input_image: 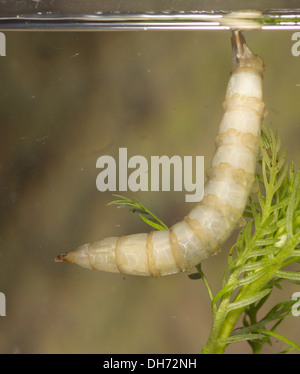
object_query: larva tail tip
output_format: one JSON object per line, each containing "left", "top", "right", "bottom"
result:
{"left": 231, "top": 30, "right": 264, "bottom": 73}
{"left": 231, "top": 30, "right": 249, "bottom": 59}
{"left": 232, "top": 30, "right": 246, "bottom": 45}
{"left": 55, "top": 252, "right": 73, "bottom": 263}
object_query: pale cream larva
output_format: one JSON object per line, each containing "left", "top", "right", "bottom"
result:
{"left": 55, "top": 31, "right": 266, "bottom": 276}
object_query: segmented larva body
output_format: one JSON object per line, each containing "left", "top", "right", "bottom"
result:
{"left": 56, "top": 31, "right": 265, "bottom": 277}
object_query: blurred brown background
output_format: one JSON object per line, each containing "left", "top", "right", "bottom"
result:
{"left": 0, "top": 29, "right": 299, "bottom": 354}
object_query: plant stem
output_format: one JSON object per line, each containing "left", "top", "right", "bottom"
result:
{"left": 202, "top": 232, "right": 297, "bottom": 353}
{"left": 202, "top": 158, "right": 299, "bottom": 353}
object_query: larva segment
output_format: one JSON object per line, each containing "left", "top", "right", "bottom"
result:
{"left": 55, "top": 31, "right": 265, "bottom": 276}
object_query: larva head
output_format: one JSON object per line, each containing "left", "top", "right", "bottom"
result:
{"left": 55, "top": 244, "right": 92, "bottom": 269}
{"left": 231, "top": 31, "right": 265, "bottom": 75}
{"left": 55, "top": 252, "right": 74, "bottom": 263}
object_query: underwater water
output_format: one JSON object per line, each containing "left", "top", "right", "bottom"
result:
{"left": 0, "top": 4, "right": 300, "bottom": 355}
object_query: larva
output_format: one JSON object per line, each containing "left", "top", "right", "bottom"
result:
{"left": 55, "top": 31, "right": 265, "bottom": 276}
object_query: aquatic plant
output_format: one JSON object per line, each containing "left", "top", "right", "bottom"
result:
{"left": 109, "top": 128, "right": 300, "bottom": 354}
